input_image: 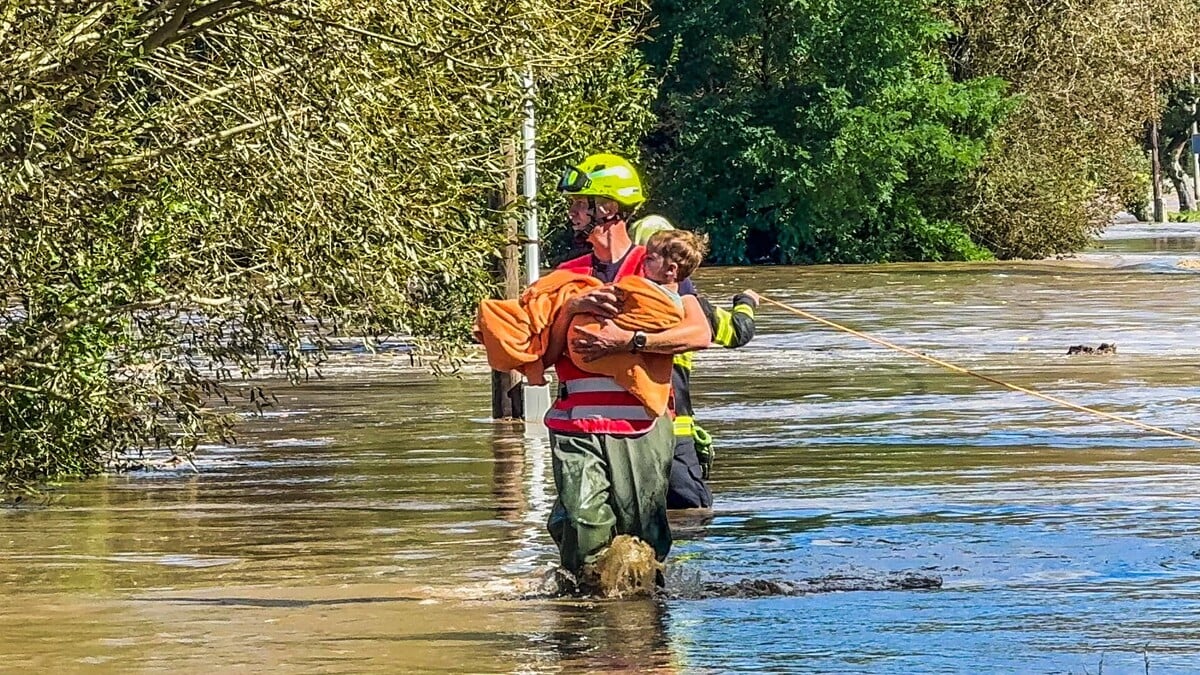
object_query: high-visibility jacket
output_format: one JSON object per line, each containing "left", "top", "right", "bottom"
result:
{"left": 545, "top": 246, "right": 668, "bottom": 436}
{"left": 672, "top": 292, "right": 757, "bottom": 438}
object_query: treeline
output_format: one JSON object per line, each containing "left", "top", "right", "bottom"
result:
{"left": 2, "top": 0, "right": 1199, "bottom": 488}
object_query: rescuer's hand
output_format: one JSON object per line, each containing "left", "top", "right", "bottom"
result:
{"left": 567, "top": 288, "right": 621, "bottom": 319}
{"left": 571, "top": 320, "right": 634, "bottom": 362}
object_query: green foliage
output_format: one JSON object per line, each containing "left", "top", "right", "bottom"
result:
{"left": 1120, "top": 145, "right": 1154, "bottom": 222}
{"left": 946, "top": 0, "right": 1200, "bottom": 257}
{"left": 535, "top": 47, "right": 659, "bottom": 264}
{"left": 1170, "top": 210, "right": 1200, "bottom": 223}
{"left": 1149, "top": 81, "right": 1200, "bottom": 212}
{"left": 642, "top": 0, "right": 1010, "bottom": 263}
{"left": 1, "top": 0, "right": 655, "bottom": 491}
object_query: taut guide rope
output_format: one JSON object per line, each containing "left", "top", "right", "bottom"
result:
{"left": 759, "top": 295, "right": 1200, "bottom": 445}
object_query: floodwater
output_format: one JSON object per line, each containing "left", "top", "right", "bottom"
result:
{"left": 4, "top": 223, "right": 1200, "bottom": 673}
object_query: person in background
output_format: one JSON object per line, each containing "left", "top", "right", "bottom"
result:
{"left": 631, "top": 216, "right": 760, "bottom": 510}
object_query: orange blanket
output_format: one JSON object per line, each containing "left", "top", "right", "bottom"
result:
{"left": 476, "top": 270, "right": 684, "bottom": 415}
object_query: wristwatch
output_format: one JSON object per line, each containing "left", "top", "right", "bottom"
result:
{"left": 629, "top": 330, "right": 647, "bottom": 353}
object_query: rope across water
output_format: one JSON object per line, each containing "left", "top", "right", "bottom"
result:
{"left": 759, "top": 295, "right": 1200, "bottom": 445}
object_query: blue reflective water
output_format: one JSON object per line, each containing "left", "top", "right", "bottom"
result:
{"left": 3, "top": 224, "right": 1200, "bottom": 672}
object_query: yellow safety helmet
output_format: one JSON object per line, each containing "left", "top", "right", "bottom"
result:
{"left": 557, "top": 153, "right": 646, "bottom": 209}
{"left": 630, "top": 215, "right": 676, "bottom": 246}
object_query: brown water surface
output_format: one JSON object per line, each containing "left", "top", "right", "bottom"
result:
{"left": 4, "top": 223, "right": 1200, "bottom": 672}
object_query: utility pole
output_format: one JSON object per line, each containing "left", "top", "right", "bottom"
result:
{"left": 522, "top": 68, "right": 540, "bottom": 285}
{"left": 1150, "top": 118, "right": 1166, "bottom": 223}
{"left": 487, "top": 74, "right": 549, "bottom": 424}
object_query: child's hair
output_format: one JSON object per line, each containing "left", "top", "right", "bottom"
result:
{"left": 646, "top": 229, "right": 709, "bottom": 281}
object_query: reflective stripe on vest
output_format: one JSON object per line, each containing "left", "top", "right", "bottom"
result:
{"left": 672, "top": 351, "right": 694, "bottom": 371}
{"left": 547, "top": 405, "right": 654, "bottom": 422}
{"left": 734, "top": 303, "right": 755, "bottom": 318}
{"left": 563, "top": 377, "right": 627, "bottom": 395}
{"left": 673, "top": 414, "right": 695, "bottom": 437}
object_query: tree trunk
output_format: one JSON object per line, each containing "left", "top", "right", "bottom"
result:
{"left": 491, "top": 140, "right": 524, "bottom": 421}
{"left": 1164, "top": 132, "right": 1198, "bottom": 213}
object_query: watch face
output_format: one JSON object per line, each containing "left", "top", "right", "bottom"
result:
{"left": 633, "top": 332, "right": 647, "bottom": 349}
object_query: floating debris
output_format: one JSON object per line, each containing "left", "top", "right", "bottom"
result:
{"left": 1066, "top": 343, "right": 1116, "bottom": 355}
{"left": 672, "top": 571, "right": 943, "bottom": 600}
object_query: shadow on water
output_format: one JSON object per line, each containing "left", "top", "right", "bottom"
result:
{"left": 3, "top": 222, "right": 1200, "bottom": 671}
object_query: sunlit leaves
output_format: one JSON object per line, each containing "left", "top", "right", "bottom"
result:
{"left": 947, "top": 0, "right": 1200, "bottom": 258}
{"left": 1, "top": 0, "right": 655, "bottom": 490}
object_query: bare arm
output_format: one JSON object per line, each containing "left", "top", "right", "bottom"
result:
{"left": 640, "top": 294, "right": 712, "bottom": 355}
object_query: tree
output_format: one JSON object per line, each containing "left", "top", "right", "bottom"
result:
{"left": 943, "top": 0, "right": 1200, "bottom": 256}
{"left": 641, "top": 0, "right": 1011, "bottom": 264}
{"left": 1, "top": 0, "right": 656, "bottom": 491}
{"left": 1153, "top": 80, "right": 1200, "bottom": 213}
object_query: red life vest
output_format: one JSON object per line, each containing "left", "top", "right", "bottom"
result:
{"left": 545, "top": 245, "right": 664, "bottom": 435}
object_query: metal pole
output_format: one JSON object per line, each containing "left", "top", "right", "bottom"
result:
{"left": 1151, "top": 118, "right": 1165, "bottom": 223}
{"left": 1191, "top": 68, "right": 1199, "bottom": 202}
{"left": 521, "top": 68, "right": 539, "bottom": 284}
{"left": 520, "top": 67, "right": 550, "bottom": 425}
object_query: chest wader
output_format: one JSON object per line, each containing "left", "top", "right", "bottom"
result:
{"left": 546, "top": 414, "right": 675, "bottom": 574}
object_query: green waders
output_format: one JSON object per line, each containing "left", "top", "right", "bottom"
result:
{"left": 547, "top": 414, "right": 675, "bottom": 574}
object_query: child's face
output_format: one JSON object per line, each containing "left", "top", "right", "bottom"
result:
{"left": 643, "top": 248, "right": 678, "bottom": 284}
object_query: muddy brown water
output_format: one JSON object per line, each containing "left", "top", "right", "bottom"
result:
{"left": 4, "top": 223, "right": 1200, "bottom": 672}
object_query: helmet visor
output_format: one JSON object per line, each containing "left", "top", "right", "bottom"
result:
{"left": 557, "top": 165, "right": 591, "bottom": 193}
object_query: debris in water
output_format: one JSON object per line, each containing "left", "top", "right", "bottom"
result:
{"left": 672, "top": 571, "right": 943, "bottom": 599}
{"left": 1066, "top": 343, "right": 1116, "bottom": 355}
{"left": 536, "top": 536, "right": 663, "bottom": 599}
{"left": 524, "top": 557, "right": 943, "bottom": 601}
{"left": 580, "top": 535, "right": 663, "bottom": 599}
